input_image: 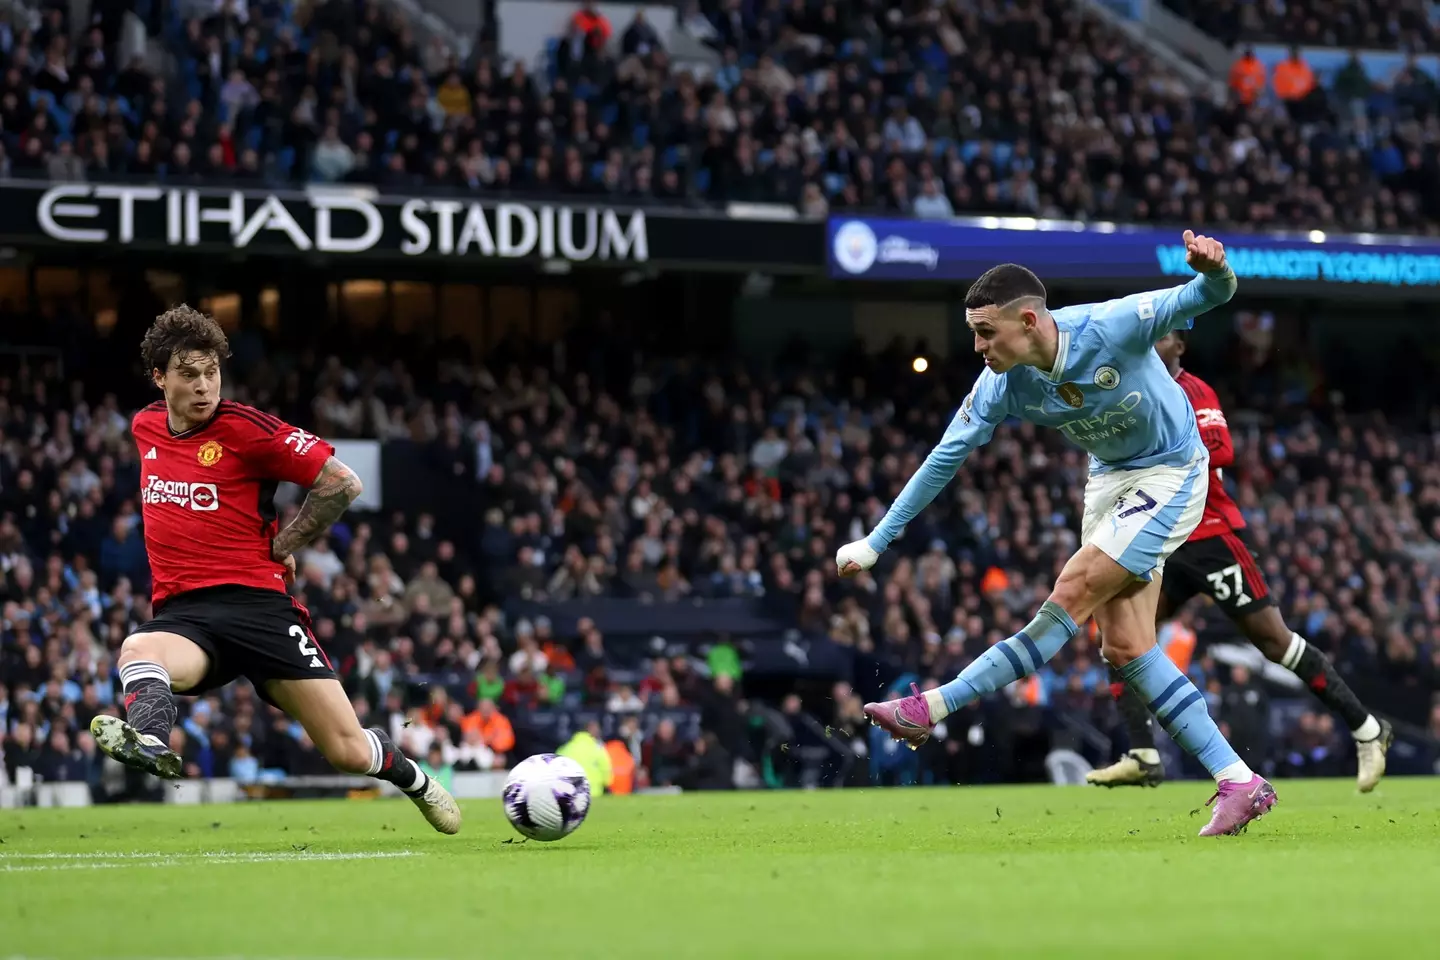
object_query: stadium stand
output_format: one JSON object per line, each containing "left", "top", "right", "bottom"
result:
{"left": 2, "top": 0, "right": 1435, "bottom": 232}
{"left": 1162, "top": 0, "right": 1440, "bottom": 52}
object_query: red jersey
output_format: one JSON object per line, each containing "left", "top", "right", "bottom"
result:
{"left": 1176, "top": 370, "right": 1245, "bottom": 540}
{"left": 132, "top": 399, "right": 336, "bottom": 607}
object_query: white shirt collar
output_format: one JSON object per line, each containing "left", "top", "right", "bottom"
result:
{"left": 1042, "top": 325, "right": 1070, "bottom": 382}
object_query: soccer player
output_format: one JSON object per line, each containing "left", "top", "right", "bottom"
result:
{"left": 1087, "top": 329, "right": 1392, "bottom": 791}
{"left": 90, "top": 306, "right": 461, "bottom": 834}
{"left": 838, "top": 232, "right": 1277, "bottom": 837}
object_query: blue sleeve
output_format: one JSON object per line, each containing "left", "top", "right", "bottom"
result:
{"left": 867, "top": 372, "right": 1010, "bottom": 553}
{"left": 1101, "top": 269, "right": 1237, "bottom": 349}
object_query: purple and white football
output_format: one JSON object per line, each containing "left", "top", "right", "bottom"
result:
{"left": 502, "top": 754, "right": 592, "bottom": 842}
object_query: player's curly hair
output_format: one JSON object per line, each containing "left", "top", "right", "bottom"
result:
{"left": 141, "top": 304, "right": 232, "bottom": 376}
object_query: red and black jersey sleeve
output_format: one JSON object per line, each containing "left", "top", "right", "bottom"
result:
{"left": 216, "top": 401, "right": 336, "bottom": 486}
{"left": 1178, "top": 371, "right": 1233, "bottom": 469}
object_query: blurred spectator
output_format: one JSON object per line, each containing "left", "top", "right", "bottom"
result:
{"left": 571, "top": 1, "right": 613, "bottom": 53}
{"left": 420, "top": 742, "right": 455, "bottom": 793}
{"left": 1229, "top": 47, "right": 1267, "bottom": 105}
{"left": 1272, "top": 46, "right": 1322, "bottom": 122}
{"left": 621, "top": 10, "right": 662, "bottom": 58}
{"left": 559, "top": 719, "right": 613, "bottom": 793}
{"left": 1220, "top": 665, "right": 1272, "bottom": 768}
{"left": 644, "top": 717, "right": 690, "bottom": 787}
{"left": 680, "top": 732, "right": 732, "bottom": 791}
{"left": 1281, "top": 710, "right": 1346, "bottom": 778}
{"left": 605, "top": 728, "right": 637, "bottom": 793}
{"left": 4, "top": 723, "right": 42, "bottom": 783}
{"left": 913, "top": 177, "right": 955, "bottom": 219}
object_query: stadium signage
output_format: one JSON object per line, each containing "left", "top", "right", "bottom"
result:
{"left": 0, "top": 181, "right": 824, "bottom": 273}
{"left": 827, "top": 216, "right": 1440, "bottom": 290}
{"left": 31, "top": 184, "right": 649, "bottom": 263}
{"left": 397, "top": 198, "right": 646, "bottom": 260}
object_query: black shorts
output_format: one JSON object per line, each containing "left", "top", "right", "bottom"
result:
{"left": 1162, "top": 529, "right": 1274, "bottom": 618}
{"left": 137, "top": 585, "right": 336, "bottom": 701}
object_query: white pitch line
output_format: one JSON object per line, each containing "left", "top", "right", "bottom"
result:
{"left": 0, "top": 851, "right": 417, "bottom": 872}
{"left": 0, "top": 850, "right": 416, "bottom": 860}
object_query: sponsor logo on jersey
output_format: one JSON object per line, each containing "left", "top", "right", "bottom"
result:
{"left": 143, "top": 475, "right": 220, "bottom": 511}
{"left": 1094, "top": 365, "right": 1120, "bottom": 390}
{"left": 284, "top": 429, "right": 319, "bottom": 455}
{"left": 1057, "top": 383, "right": 1085, "bottom": 408}
{"left": 144, "top": 447, "right": 157, "bottom": 460}
{"left": 197, "top": 440, "right": 224, "bottom": 467}
{"left": 1057, "top": 391, "right": 1145, "bottom": 444}
{"left": 1195, "top": 407, "right": 1227, "bottom": 428}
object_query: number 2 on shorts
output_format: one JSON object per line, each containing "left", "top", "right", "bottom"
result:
{"left": 291, "top": 624, "right": 318, "bottom": 656}
{"left": 1117, "top": 488, "right": 1157, "bottom": 519}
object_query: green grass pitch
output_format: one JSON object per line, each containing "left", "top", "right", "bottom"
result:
{"left": 2, "top": 778, "right": 1439, "bottom": 959}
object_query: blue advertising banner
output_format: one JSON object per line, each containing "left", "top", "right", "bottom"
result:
{"left": 827, "top": 216, "right": 1440, "bottom": 288}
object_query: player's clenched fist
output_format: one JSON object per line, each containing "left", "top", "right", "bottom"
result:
{"left": 1182, "top": 229, "right": 1227, "bottom": 274}
{"left": 836, "top": 538, "right": 879, "bottom": 577}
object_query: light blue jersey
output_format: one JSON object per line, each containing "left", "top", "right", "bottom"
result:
{"left": 868, "top": 270, "right": 1236, "bottom": 553}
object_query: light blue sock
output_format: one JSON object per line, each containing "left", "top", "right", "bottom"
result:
{"left": 938, "top": 601, "right": 1078, "bottom": 714}
{"left": 1119, "top": 645, "right": 1240, "bottom": 778}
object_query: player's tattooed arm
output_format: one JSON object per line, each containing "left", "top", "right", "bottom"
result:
{"left": 271, "top": 457, "right": 363, "bottom": 560}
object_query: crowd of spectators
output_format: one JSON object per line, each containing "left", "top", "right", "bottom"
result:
{"left": 1163, "top": 0, "right": 1440, "bottom": 53}
{"left": 1, "top": 0, "right": 1437, "bottom": 234}
{"left": 2, "top": 292, "right": 1440, "bottom": 797}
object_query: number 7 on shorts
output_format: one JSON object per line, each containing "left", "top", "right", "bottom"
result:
{"left": 1117, "top": 489, "right": 1157, "bottom": 519}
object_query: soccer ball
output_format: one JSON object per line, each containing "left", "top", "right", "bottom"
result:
{"left": 502, "top": 753, "right": 591, "bottom": 841}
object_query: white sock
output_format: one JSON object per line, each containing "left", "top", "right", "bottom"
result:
{"left": 118, "top": 659, "right": 172, "bottom": 689}
{"left": 362, "top": 730, "right": 426, "bottom": 792}
{"left": 399, "top": 758, "right": 426, "bottom": 793}
{"left": 922, "top": 689, "right": 947, "bottom": 723}
{"left": 1353, "top": 715, "right": 1381, "bottom": 741}
{"left": 1216, "top": 760, "right": 1254, "bottom": 785}
{"left": 363, "top": 728, "right": 385, "bottom": 776}
{"left": 1280, "top": 633, "right": 1306, "bottom": 670}
{"left": 1129, "top": 748, "right": 1161, "bottom": 765}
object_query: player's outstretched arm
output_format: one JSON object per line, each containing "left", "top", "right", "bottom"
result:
{"left": 1119, "top": 231, "right": 1237, "bottom": 345}
{"left": 1176, "top": 229, "right": 1236, "bottom": 310}
{"left": 837, "top": 375, "right": 1009, "bottom": 577}
{"left": 271, "top": 456, "right": 363, "bottom": 561}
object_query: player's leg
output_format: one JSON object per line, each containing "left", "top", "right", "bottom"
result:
{"left": 261, "top": 677, "right": 461, "bottom": 834}
{"left": 1237, "top": 604, "right": 1391, "bottom": 792}
{"left": 1069, "top": 460, "right": 1275, "bottom": 833}
{"left": 937, "top": 544, "right": 1122, "bottom": 704}
{"left": 865, "top": 463, "right": 1195, "bottom": 746}
{"left": 1097, "top": 577, "right": 1276, "bottom": 836}
{"left": 90, "top": 629, "right": 212, "bottom": 779}
{"left": 1088, "top": 586, "right": 1179, "bottom": 787}
{"left": 1205, "top": 530, "right": 1391, "bottom": 791}
{"left": 1048, "top": 455, "right": 1272, "bottom": 831}
{"left": 864, "top": 542, "right": 1124, "bottom": 747}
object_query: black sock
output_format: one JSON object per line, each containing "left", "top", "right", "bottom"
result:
{"left": 119, "top": 661, "right": 177, "bottom": 745}
{"left": 363, "top": 727, "right": 429, "bottom": 795}
{"left": 1108, "top": 665, "right": 1156, "bottom": 752}
{"left": 1289, "top": 639, "right": 1373, "bottom": 734}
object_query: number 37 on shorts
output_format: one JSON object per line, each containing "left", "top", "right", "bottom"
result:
{"left": 1080, "top": 454, "right": 1210, "bottom": 582}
